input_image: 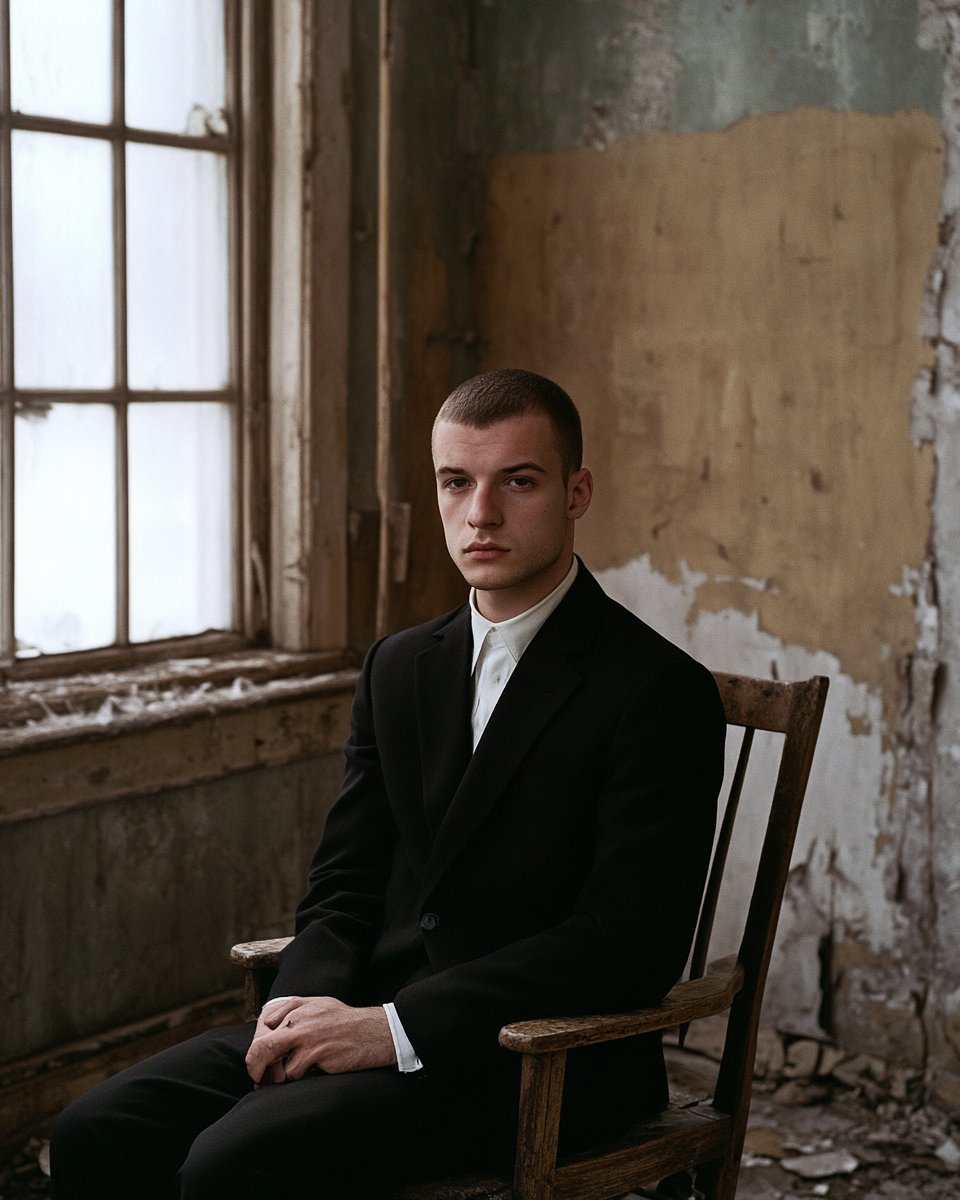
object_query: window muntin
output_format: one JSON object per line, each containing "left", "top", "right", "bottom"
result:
{"left": 0, "top": 0, "right": 237, "bottom": 662}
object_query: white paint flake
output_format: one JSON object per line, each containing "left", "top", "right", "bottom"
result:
{"left": 596, "top": 553, "right": 898, "bottom": 1037}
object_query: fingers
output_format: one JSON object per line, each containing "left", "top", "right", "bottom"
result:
{"left": 282, "top": 1048, "right": 315, "bottom": 1081}
{"left": 258, "top": 997, "right": 300, "bottom": 1031}
{"left": 246, "top": 997, "right": 391, "bottom": 1082}
{"left": 250, "top": 1049, "right": 290, "bottom": 1087}
{"left": 245, "top": 1028, "right": 295, "bottom": 1084}
{"left": 252, "top": 1058, "right": 287, "bottom": 1088}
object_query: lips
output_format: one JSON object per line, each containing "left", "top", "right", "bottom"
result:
{"left": 464, "top": 543, "right": 508, "bottom": 558}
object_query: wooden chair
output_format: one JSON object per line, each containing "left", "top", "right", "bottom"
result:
{"left": 231, "top": 671, "right": 829, "bottom": 1200}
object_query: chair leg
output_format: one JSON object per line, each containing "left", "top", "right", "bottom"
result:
{"left": 692, "top": 1156, "right": 739, "bottom": 1200}
{"left": 513, "top": 1050, "right": 567, "bottom": 1200}
{"left": 241, "top": 966, "right": 278, "bottom": 1021}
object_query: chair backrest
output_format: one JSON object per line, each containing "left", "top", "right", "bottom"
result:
{"left": 694, "top": 673, "right": 829, "bottom": 1117}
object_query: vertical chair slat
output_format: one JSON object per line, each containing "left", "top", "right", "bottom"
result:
{"left": 679, "top": 725, "right": 754, "bottom": 1048}
{"left": 688, "top": 726, "right": 755, "bottom": 984}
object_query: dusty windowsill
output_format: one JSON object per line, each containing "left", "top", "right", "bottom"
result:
{"left": 0, "top": 648, "right": 360, "bottom": 825}
{"left": 0, "top": 647, "right": 358, "bottom": 755}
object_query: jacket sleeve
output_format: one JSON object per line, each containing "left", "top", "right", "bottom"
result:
{"left": 268, "top": 639, "right": 399, "bottom": 1004}
{"left": 391, "top": 657, "right": 725, "bottom": 1075}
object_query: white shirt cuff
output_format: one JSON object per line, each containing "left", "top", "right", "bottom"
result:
{"left": 383, "top": 1002, "right": 423, "bottom": 1072}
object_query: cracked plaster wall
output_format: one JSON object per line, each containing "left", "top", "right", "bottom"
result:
{"left": 906, "top": 0, "right": 960, "bottom": 1111}
{"left": 470, "top": 0, "right": 956, "bottom": 1092}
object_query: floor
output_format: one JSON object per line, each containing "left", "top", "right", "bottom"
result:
{"left": 660, "top": 1041, "right": 960, "bottom": 1200}
{"left": 2, "top": 1040, "right": 959, "bottom": 1198}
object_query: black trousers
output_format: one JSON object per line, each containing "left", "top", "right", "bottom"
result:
{"left": 49, "top": 1023, "right": 519, "bottom": 1200}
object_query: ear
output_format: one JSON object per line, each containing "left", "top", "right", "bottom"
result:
{"left": 568, "top": 467, "right": 593, "bottom": 520}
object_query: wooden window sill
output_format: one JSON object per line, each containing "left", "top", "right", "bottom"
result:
{"left": 0, "top": 648, "right": 359, "bottom": 826}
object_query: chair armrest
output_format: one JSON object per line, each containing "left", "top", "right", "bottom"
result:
{"left": 498, "top": 954, "right": 743, "bottom": 1054}
{"left": 230, "top": 936, "right": 294, "bottom": 969}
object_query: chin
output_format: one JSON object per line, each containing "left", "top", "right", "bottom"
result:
{"left": 457, "top": 560, "right": 519, "bottom": 591}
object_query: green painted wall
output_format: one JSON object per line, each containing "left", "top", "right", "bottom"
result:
{"left": 671, "top": 0, "right": 941, "bottom": 132}
{"left": 475, "top": 0, "right": 941, "bottom": 156}
{"left": 1, "top": 754, "right": 343, "bottom": 1064}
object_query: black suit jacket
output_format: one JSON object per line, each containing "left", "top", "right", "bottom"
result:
{"left": 271, "top": 563, "right": 725, "bottom": 1145}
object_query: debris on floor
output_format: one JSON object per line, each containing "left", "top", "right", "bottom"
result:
{"left": 0, "top": 1135, "right": 51, "bottom": 1198}
{"left": 663, "top": 1019, "right": 960, "bottom": 1198}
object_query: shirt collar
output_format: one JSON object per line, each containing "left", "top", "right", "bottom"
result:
{"left": 470, "top": 557, "right": 579, "bottom": 673}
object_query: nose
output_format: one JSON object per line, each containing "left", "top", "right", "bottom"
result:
{"left": 467, "top": 481, "right": 501, "bottom": 529}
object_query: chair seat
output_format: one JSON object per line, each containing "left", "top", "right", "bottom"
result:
{"left": 391, "top": 1103, "right": 731, "bottom": 1200}
{"left": 393, "top": 1174, "right": 512, "bottom": 1200}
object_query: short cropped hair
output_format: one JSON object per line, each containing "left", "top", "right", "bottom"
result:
{"left": 435, "top": 369, "right": 583, "bottom": 481}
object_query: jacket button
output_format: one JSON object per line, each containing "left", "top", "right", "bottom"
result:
{"left": 420, "top": 912, "right": 439, "bottom": 932}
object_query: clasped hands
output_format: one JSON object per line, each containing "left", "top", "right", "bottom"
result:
{"left": 245, "top": 996, "right": 397, "bottom": 1086}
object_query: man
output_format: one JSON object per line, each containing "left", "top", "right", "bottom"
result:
{"left": 51, "top": 369, "right": 725, "bottom": 1199}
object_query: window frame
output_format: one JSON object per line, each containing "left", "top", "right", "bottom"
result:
{"left": 0, "top": 0, "right": 250, "bottom": 672}
{"left": 0, "top": 0, "right": 350, "bottom": 687}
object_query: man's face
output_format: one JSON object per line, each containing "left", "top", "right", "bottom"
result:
{"left": 432, "top": 413, "right": 592, "bottom": 598}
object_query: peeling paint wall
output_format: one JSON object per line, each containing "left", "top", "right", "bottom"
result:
{"left": 908, "top": 0, "right": 960, "bottom": 1112}
{"left": 471, "top": 0, "right": 954, "bottom": 1088}
{"left": 475, "top": 0, "right": 941, "bottom": 153}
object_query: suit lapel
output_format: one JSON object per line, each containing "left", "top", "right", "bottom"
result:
{"left": 420, "top": 565, "right": 601, "bottom": 903}
{"left": 414, "top": 605, "right": 474, "bottom": 840}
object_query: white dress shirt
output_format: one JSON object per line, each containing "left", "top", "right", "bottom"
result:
{"left": 384, "top": 557, "right": 580, "bottom": 1071}
{"left": 469, "top": 557, "right": 579, "bottom": 749}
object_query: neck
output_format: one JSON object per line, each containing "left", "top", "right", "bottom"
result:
{"left": 474, "top": 551, "right": 574, "bottom": 623}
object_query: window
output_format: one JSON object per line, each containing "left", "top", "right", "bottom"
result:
{"left": 2, "top": 0, "right": 239, "bottom": 664}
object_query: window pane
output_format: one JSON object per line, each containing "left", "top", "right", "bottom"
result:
{"left": 10, "top": 0, "right": 111, "bottom": 124}
{"left": 125, "top": 0, "right": 225, "bottom": 135}
{"left": 12, "top": 132, "right": 114, "bottom": 388}
{"left": 126, "top": 145, "right": 228, "bottom": 390}
{"left": 15, "top": 404, "right": 116, "bottom": 655}
{"left": 128, "top": 402, "right": 232, "bottom": 642}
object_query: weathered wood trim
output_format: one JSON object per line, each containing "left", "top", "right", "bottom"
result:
{"left": 376, "top": 0, "right": 395, "bottom": 639}
{"left": 0, "top": 989, "right": 244, "bottom": 1154}
{"left": 270, "top": 0, "right": 351, "bottom": 650}
{"left": 308, "top": 0, "right": 352, "bottom": 649}
{"left": 4, "top": 630, "right": 249, "bottom": 683}
{"left": 238, "top": 0, "right": 273, "bottom": 641}
{"left": 0, "top": 672, "right": 357, "bottom": 826}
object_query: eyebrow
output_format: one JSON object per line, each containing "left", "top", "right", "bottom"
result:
{"left": 435, "top": 461, "right": 547, "bottom": 476}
